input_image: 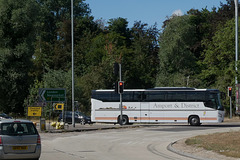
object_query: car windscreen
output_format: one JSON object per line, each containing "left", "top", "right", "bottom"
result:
{"left": 1, "top": 123, "right": 38, "bottom": 136}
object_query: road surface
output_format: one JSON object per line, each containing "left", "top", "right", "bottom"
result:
{"left": 40, "top": 123, "right": 240, "bottom": 160}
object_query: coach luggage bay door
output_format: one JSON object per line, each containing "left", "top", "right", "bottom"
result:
{"left": 140, "top": 102, "right": 150, "bottom": 122}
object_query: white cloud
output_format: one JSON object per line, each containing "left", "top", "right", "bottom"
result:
{"left": 172, "top": 9, "right": 184, "bottom": 16}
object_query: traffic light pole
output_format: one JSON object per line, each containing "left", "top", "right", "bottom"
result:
{"left": 119, "top": 63, "right": 123, "bottom": 125}
{"left": 228, "top": 87, "right": 233, "bottom": 119}
{"left": 230, "top": 96, "right": 232, "bottom": 119}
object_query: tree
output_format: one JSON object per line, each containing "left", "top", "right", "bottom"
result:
{"left": 156, "top": 15, "right": 198, "bottom": 87}
{"left": 198, "top": 18, "right": 237, "bottom": 113}
{"left": 32, "top": 0, "right": 93, "bottom": 78}
{"left": 200, "top": 18, "right": 235, "bottom": 89}
{"left": 108, "top": 17, "right": 131, "bottom": 47}
{"left": 0, "top": 0, "right": 39, "bottom": 114}
{"left": 123, "top": 21, "right": 159, "bottom": 88}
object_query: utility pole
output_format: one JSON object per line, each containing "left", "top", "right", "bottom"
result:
{"left": 235, "top": 0, "right": 239, "bottom": 114}
{"left": 71, "top": 0, "right": 75, "bottom": 127}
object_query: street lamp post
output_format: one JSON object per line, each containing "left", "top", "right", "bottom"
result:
{"left": 235, "top": 0, "right": 238, "bottom": 86}
{"left": 71, "top": 0, "right": 75, "bottom": 127}
{"left": 235, "top": 0, "right": 239, "bottom": 115}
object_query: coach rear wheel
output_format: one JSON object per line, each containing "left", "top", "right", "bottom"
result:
{"left": 118, "top": 115, "right": 129, "bottom": 125}
{"left": 189, "top": 116, "right": 200, "bottom": 126}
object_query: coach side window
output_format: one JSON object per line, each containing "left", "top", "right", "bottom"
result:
{"left": 145, "top": 91, "right": 166, "bottom": 102}
{"left": 186, "top": 92, "right": 206, "bottom": 102}
{"left": 167, "top": 91, "right": 186, "bottom": 102}
{"left": 122, "top": 92, "right": 133, "bottom": 102}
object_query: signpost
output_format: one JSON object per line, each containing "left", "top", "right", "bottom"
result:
{"left": 39, "top": 88, "right": 66, "bottom": 102}
{"left": 37, "top": 88, "right": 66, "bottom": 131}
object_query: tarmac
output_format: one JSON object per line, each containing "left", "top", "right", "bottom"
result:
{"left": 36, "top": 122, "right": 212, "bottom": 160}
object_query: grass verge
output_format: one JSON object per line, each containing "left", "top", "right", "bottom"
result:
{"left": 185, "top": 131, "right": 240, "bottom": 158}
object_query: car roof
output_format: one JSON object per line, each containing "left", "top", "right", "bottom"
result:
{"left": 0, "top": 119, "right": 33, "bottom": 123}
{"left": 65, "top": 111, "right": 84, "bottom": 113}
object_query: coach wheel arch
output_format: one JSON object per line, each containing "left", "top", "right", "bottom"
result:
{"left": 188, "top": 115, "right": 201, "bottom": 126}
{"left": 118, "top": 115, "right": 129, "bottom": 125}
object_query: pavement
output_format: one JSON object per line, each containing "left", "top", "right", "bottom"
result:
{"left": 36, "top": 121, "right": 141, "bottom": 133}
{"left": 167, "top": 141, "right": 212, "bottom": 160}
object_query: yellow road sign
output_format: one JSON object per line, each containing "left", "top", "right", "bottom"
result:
{"left": 54, "top": 103, "right": 64, "bottom": 110}
{"left": 28, "top": 107, "right": 42, "bottom": 117}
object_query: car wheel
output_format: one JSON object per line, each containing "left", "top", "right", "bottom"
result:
{"left": 80, "top": 119, "right": 85, "bottom": 125}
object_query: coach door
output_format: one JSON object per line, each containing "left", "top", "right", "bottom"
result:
{"left": 140, "top": 102, "right": 150, "bottom": 122}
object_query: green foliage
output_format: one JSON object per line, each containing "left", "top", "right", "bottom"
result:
{"left": 0, "top": 0, "right": 38, "bottom": 114}
{"left": 156, "top": 15, "right": 198, "bottom": 87}
{"left": 26, "top": 69, "right": 80, "bottom": 111}
{"left": 32, "top": 0, "right": 93, "bottom": 78}
{"left": 157, "top": 3, "right": 239, "bottom": 111}
{"left": 199, "top": 18, "right": 237, "bottom": 111}
{"left": 124, "top": 21, "right": 159, "bottom": 88}
{"left": 24, "top": 79, "right": 44, "bottom": 107}
{"left": 42, "top": 69, "right": 77, "bottom": 110}
{"left": 0, "top": 0, "right": 39, "bottom": 48}
{"left": 200, "top": 19, "right": 235, "bottom": 88}
{"left": 108, "top": 17, "right": 131, "bottom": 46}
{"left": 0, "top": 0, "right": 239, "bottom": 116}
{"left": 0, "top": 46, "right": 33, "bottom": 114}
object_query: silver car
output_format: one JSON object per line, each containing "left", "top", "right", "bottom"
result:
{"left": 0, "top": 119, "right": 41, "bottom": 160}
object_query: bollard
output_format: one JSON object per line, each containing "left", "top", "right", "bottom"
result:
{"left": 51, "top": 122, "right": 56, "bottom": 127}
{"left": 40, "top": 118, "right": 46, "bottom": 131}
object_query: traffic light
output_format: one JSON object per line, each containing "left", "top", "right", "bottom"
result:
{"left": 228, "top": 87, "right": 232, "bottom": 97}
{"left": 118, "top": 81, "right": 124, "bottom": 94}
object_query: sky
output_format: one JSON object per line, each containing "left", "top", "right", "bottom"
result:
{"left": 85, "top": 0, "right": 226, "bottom": 28}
